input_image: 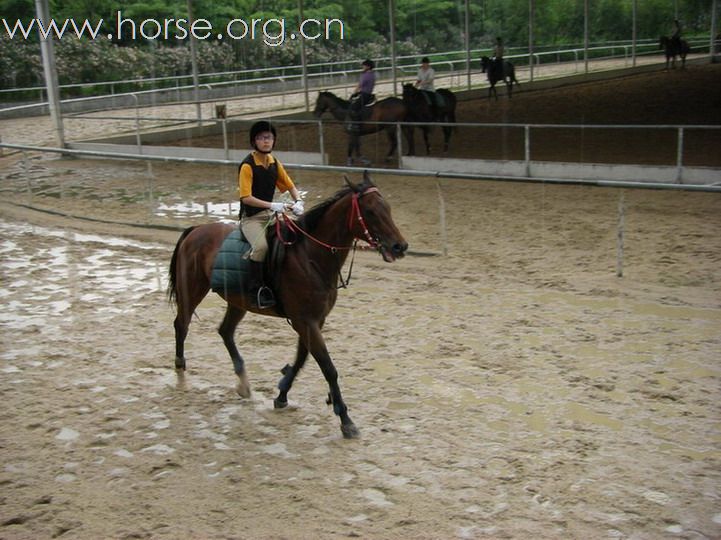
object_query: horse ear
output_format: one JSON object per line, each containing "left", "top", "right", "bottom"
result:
{"left": 344, "top": 175, "right": 360, "bottom": 192}
{"left": 362, "top": 169, "right": 375, "bottom": 188}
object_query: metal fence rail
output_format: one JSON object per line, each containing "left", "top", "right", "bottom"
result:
{"left": 51, "top": 111, "right": 721, "bottom": 182}
{"left": 1, "top": 37, "right": 715, "bottom": 119}
{"left": 2, "top": 141, "right": 720, "bottom": 192}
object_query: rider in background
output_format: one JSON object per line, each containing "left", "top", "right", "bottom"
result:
{"left": 415, "top": 56, "right": 439, "bottom": 109}
{"left": 239, "top": 120, "right": 303, "bottom": 309}
{"left": 351, "top": 59, "right": 376, "bottom": 119}
{"left": 492, "top": 37, "right": 505, "bottom": 80}
{"left": 415, "top": 57, "right": 435, "bottom": 92}
{"left": 671, "top": 19, "right": 682, "bottom": 51}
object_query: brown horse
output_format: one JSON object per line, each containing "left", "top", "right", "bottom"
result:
{"left": 401, "top": 84, "right": 457, "bottom": 154}
{"left": 167, "top": 172, "right": 408, "bottom": 439}
{"left": 313, "top": 91, "right": 412, "bottom": 165}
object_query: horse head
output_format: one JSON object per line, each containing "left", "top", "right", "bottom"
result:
{"left": 314, "top": 91, "right": 343, "bottom": 118}
{"left": 402, "top": 83, "right": 416, "bottom": 99}
{"left": 344, "top": 171, "right": 408, "bottom": 262}
{"left": 480, "top": 56, "right": 490, "bottom": 73}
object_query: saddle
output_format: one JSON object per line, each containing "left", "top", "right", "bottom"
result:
{"left": 349, "top": 93, "right": 376, "bottom": 122}
{"left": 421, "top": 90, "right": 445, "bottom": 109}
{"left": 210, "top": 223, "right": 289, "bottom": 313}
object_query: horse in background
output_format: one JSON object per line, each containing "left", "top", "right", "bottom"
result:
{"left": 401, "top": 84, "right": 457, "bottom": 155}
{"left": 480, "top": 56, "right": 520, "bottom": 100}
{"left": 660, "top": 35, "right": 690, "bottom": 70}
{"left": 313, "top": 91, "right": 409, "bottom": 166}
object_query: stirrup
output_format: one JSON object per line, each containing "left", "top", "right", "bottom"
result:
{"left": 256, "top": 286, "right": 276, "bottom": 309}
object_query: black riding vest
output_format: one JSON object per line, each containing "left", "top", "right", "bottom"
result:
{"left": 239, "top": 153, "right": 279, "bottom": 218}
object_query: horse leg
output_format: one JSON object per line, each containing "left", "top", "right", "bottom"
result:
{"left": 442, "top": 124, "right": 451, "bottom": 153}
{"left": 422, "top": 126, "right": 431, "bottom": 155}
{"left": 384, "top": 127, "right": 397, "bottom": 161}
{"left": 403, "top": 126, "right": 414, "bottom": 157}
{"left": 173, "top": 265, "right": 209, "bottom": 371}
{"left": 273, "top": 336, "right": 310, "bottom": 408}
{"left": 292, "top": 319, "right": 358, "bottom": 439}
{"left": 406, "top": 127, "right": 416, "bottom": 156}
{"left": 218, "top": 303, "right": 250, "bottom": 398}
{"left": 346, "top": 136, "right": 355, "bottom": 165}
{"left": 173, "top": 310, "right": 191, "bottom": 370}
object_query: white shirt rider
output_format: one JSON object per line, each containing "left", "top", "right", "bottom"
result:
{"left": 415, "top": 58, "right": 435, "bottom": 92}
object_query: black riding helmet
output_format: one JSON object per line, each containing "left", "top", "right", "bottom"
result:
{"left": 362, "top": 59, "right": 375, "bottom": 70}
{"left": 249, "top": 120, "right": 277, "bottom": 151}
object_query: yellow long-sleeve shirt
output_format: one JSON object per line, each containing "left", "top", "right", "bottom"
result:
{"left": 238, "top": 151, "right": 295, "bottom": 199}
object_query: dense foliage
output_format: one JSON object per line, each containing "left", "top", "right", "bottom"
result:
{"left": 0, "top": 0, "right": 715, "bottom": 90}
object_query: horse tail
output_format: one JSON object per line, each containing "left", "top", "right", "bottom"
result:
{"left": 167, "top": 226, "right": 198, "bottom": 305}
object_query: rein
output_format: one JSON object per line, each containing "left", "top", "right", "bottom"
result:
{"left": 276, "top": 187, "right": 380, "bottom": 252}
{"left": 274, "top": 187, "right": 381, "bottom": 288}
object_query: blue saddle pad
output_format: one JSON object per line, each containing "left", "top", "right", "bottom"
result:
{"left": 211, "top": 229, "right": 252, "bottom": 294}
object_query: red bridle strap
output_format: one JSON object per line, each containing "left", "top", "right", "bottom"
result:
{"left": 277, "top": 187, "right": 380, "bottom": 252}
{"left": 349, "top": 187, "right": 379, "bottom": 248}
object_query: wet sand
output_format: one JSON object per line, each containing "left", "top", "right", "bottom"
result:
{"left": 0, "top": 154, "right": 720, "bottom": 539}
{"left": 1, "top": 62, "right": 720, "bottom": 539}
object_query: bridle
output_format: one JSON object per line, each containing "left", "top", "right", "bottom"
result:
{"left": 275, "top": 186, "right": 382, "bottom": 288}
{"left": 348, "top": 187, "right": 380, "bottom": 248}
{"left": 277, "top": 187, "right": 380, "bottom": 252}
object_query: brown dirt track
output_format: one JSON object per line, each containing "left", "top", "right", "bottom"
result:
{"left": 169, "top": 63, "right": 721, "bottom": 168}
{"left": 0, "top": 63, "right": 720, "bottom": 540}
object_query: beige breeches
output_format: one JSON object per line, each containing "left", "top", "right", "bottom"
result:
{"left": 240, "top": 210, "right": 272, "bottom": 262}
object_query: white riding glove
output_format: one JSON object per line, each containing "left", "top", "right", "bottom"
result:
{"left": 269, "top": 202, "right": 286, "bottom": 213}
{"left": 291, "top": 200, "right": 305, "bottom": 216}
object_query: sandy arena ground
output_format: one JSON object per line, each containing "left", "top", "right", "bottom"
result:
{"left": 0, "top": 63, "right": 720, "bottom": 540}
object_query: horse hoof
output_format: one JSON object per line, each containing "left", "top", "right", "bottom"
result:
{"left": 273, "top": 398, "right": 288, "bottom": 409}
{"left": 235, "top": 375, "right": 251, "bottom": 399}
{"left": 175, "top": 357, "right": 186, "bottom": 370}
{"left": 341, "top": 423, "right": 360, "bottom": 439}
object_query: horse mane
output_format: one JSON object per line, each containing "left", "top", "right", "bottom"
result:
{"left": 320, "top": 90, "right": 345, "bottom": 104}
{"left": 296, "top": 186, "right": 354, "bottom": 235}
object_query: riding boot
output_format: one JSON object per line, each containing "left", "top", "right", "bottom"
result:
{"left": 249, "top": 261, "right": 275, "bottom": 309}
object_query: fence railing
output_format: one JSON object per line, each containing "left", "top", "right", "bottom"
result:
{"left": 1, "top": 37, "right": 715, "bottom": 117}
{"left": 50, "top": 112, "right": 721, "bottom": 181}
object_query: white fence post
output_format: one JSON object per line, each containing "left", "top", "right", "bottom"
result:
{"left": 616, "top": 191, "right": 625, "bottom": 278}
{"left": 437, "top": 179, "right": 448, "bottom": 257}
{"left": 676, "top": 127, "right": 684, "bottom": 183}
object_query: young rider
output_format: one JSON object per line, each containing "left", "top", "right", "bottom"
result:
{"left": 351, "top": 59, "right": 377, "bottom": 119}
{"left": 238, "top": 120, "right": 303, "bottom": 308}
